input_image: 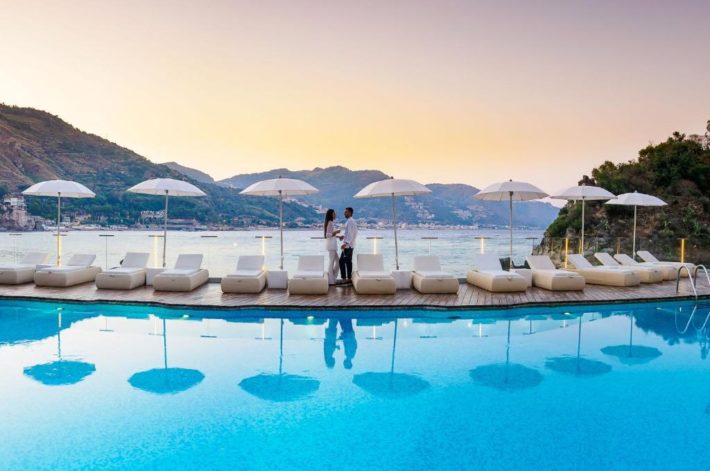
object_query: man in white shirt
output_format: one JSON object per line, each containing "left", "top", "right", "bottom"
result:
{"left": 338, "top": 207, "right": 358, "bottom": 283}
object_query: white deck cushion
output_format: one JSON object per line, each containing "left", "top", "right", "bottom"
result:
{"left": 107, "top": 267, "right": 144, "bottom": 274}
{"left": 526, "top": 256, "right": 557, "bottom": 270}
{"left": 413, "top": 256, "right": 442, "bottom": 272}
{"left": 161, "top": 268, "right": 199, "bottom": 276}
{"left": 66, "top": 253, "right": 96, "bottom": 267}
{"left": 568, "top": 254, "right": 594, "bottom": 269}
{"left": 227, "top": 269, "right": 263, "bottom": 278}
{"left": 37, "top": 266, "right": 84, "bottom": 273}
{"left": 293, "top": 270, "right": 325, "bottom": 279}
{"left": 297, "top": 256, "right": 324, "bottom": 272}
{"left": 614, "top": 254, "right": 639, "bottom": 265}
{"left": 416, "top": 270, "right": 453, "bottom": 278}
{"left": 174, "top": 254, "right": 203, "bottom": 270}
{"left": 121, "top": 252, "right": 150, "bottom": 268}
{"left": 356, "top": 270, "right": 392, "bottom": 279}
{"left": 594, "top": 252, "right": 620, "bottom": 266}
{"left": 236, "top": 255, "right": 265, "bottom": 272}
{"left": 357, "top": 254, "right": 385, "bottom": 272}
{"left": 637, "top": 250, "right": 660, "bottom": 263}
{"left": 471, "top": 254, "right": 505, "bottom": 271}
{"left": 20, "top": 252, "right": 49, "bottom": 265}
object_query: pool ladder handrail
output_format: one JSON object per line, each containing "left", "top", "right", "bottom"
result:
{"left": 675, "top": 304, "right": 710, "bottom": 334}
{"left": 676, "top": 265, "right": 698, "bottom": 298}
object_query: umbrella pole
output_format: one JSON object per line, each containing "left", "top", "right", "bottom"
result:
{"left": 580, "top": 199, "right": 585, "bottom": 254}
{"left": 162, "top": 317, "right": 168, "bottom": 369}
{"left": 509, "top": 192, "right": 513, "bottom": 270}
{"left": 163, "top": 191, "right": 169, "bottom": 268}
{"left": 56, "top": 193, "right": 61, "bottom": 266}
{"left": 392, "top": 194, "right": 400, "bottom": 270}
{"left": 278, "top": 192, "right": 284, "bottom": 270}
{"left": 632, "top": 205, "right": 637, "bottom": 259}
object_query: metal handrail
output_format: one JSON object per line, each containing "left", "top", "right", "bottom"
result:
{"left": 694, "top": 264, "right": 710, "bottom": 288}
{"left": 676, "top": 265, "right": 697, "bottom": 298}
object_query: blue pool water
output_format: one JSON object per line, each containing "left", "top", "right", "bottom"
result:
{"left": 1, "top": 299, "right": 709, "bottom": 470}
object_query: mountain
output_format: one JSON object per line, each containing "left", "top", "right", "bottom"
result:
{"left": 162, "top": 161, "right": 214, "bottom": 184}
{"left": 0, "top": 105, "right": 317, "bottom": 227}
{"left": 544, "top": 130, "right": 710, "bottom": 261}
{"left": 220, "top": 166, "right": 560, "bottom": 227}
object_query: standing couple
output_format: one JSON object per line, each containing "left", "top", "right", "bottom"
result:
{"left": 323, "top": 207, "right": 358, "bottom": 285}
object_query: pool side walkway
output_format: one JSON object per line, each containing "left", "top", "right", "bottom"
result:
{"left": 0, "top": 279, "right": 708, "bottom": 311}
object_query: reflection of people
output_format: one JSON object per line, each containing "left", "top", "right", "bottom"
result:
{"left": 340, "top": 319, "right": 358, "bottom": 369}
{"left": 338, "top": 207, "right": 358, "bottom": 283}
{"left": 323, "top": 209, "right": 340, "bottom": 285}
{"left": 324, "top": 319, "right": 338, "bottom": 368}
{"left": 323, "top": 318, "right": 358, "bottom": 369}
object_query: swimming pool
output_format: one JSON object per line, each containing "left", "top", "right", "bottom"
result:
{"left": 1, "top": 299, "right": 709, "bottom": 470}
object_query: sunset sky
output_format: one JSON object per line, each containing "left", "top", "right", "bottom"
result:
{"left": 1, "top": 0, "right": 708, "bottom": 191}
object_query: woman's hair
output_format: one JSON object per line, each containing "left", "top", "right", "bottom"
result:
{"left": 324, "top": 209, "right": 335, "bottom": 238}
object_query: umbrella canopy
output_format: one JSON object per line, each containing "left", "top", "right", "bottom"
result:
{"left": 474, "top": 180, "right": 548, "bottom": 269}
{"left": 126, "top": 178, "right": 206, "bottom": 267}
{"left": 600, "top": 314, "right": 662, "bottom": 365}
{"left": 469, "top": 320, "right": 544, "bottom": 391}
{"left": 354, "top": 177, "right": 431, "bottom": 270}
{"left": 239, "top": 319, "right": 320, "bottom": 402}
{"left": 606, "top": 191, "right": 666, "bottom": 258}
{"left": 546, "top": 315, "right": 612, "bottom": 377}
{"left": 240, "top": 178, "right": 319, "bottom": 270}
{"left": 22, "top": 180, "right": 96, "bottom": 266}
{"left": 352, "top": 319, "right": 431, "bottom": 398}
{"left": 551, "top": 185, "right": 615, "bottom": 254}
{"left": 23, "top": 312, "right": 96, "bottom": 386}
{"left": 128, "top": 317, "right": 204, "bottom": 395}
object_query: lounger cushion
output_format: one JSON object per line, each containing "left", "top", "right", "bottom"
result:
{"left": 153, "top": 269, "right": 209, "bottom": 291}
{"left": 353, "top": 272, "right": 396, "bottom": 294}
{"left": 121, "top": 252, "right": 150, "bottom": 268}
{"left": 221, "top": 271, "right": 266, "bottom": 294}
{"left": 288, "top": 274, "right": 329, "bottom": 295}
{"left": 174, "top": 254, "right": 203, "bottom": 269}
{"left": 356, "top": 270, "right": 392, "bottom": 279}
{"left": 95, "top": 269, "right": 146, "bottom": 290}
{"left": 415, "top": 270, "right": 452, "bottom": 279}
{"left": 35, "top": 266, "right": 101, "bottom": 287}
{"left": 236, "top": 256, "right": 264, "bottom": 271}
{"left": 161, "top": 268, "right": 199, "bottom": 276}
{"left": 227, "top": 269, "right": 263, "bottom": 278}
{"left": 531, "top": 269, "right": 585, "bottom": 291}
{"left": 357, "top": 254, "right": 386, "bottom": 272}
{"left": 466, "top": 270, "right": 528, "bottom": 292}
{"left": 471, "top": 254, "right": 506, "bottom": 271}
{"left": 66, "top": 253, "right": 96, "bottom": 267}
{"left": 0, "top": 265, "right": 38, "bottom": 284}
{"left": 292, "top": 270, "right": 325, "bottom": 279}
{"left": 412, "top": 273, "right": 459, "bottom": 294}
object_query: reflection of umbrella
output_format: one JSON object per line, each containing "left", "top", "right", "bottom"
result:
{"left": 551, "top": 185, "right": 615, "bottom": 253}
{"left": 354, "top": 178, "right": 431, "bottom": 270}
{"left": 240, "top": 178, "right": 319, "bottom": 270}
{"left": 470, "top": 320, "right": 543, "bottom": 391}
{"left": 606, "top": 191, "right": 666, "bottom": 258}
{"left": 546, "top": 315, "right": 612, "bottom": 376}
{"left": 601, "top": 314, "right": 662, "bottom": 365}
{"left": 127, "top": 178, "right": 206, "bottom": 267}
{"left": 128, "top": 318, "right": 204, "bottom": 394}
{"left": 474, "top": 180, "right": 548, "bottom": 269}
{"left": 24, "top": 312, "right": 95, "bottom": 386}
{"left": 22, "top": 180, "right": 96, "bottom": 266}
{"left": 239, "top": 319, "right": 319, "bottom": 402}
{"left": 353, "top": 319, "right": 430, "bottom": 398}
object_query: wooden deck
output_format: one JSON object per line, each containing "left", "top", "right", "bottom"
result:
{"left": 0, "top": 279, "right": 708, "bottom": 311}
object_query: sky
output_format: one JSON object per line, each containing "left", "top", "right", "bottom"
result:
{"left": 1, "top": 0, "right": 708, "bottom": 193}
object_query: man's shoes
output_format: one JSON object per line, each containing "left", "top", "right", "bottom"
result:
{"left": 335, "top": 279, "right": 352, "bottom": 286}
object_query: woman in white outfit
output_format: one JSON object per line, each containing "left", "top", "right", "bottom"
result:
{"left": 324, "top": 209, "right": 340, "bottom": 285}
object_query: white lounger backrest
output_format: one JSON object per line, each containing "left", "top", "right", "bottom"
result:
{"left": 297, "top": 255, "right": 324, "bottom": 272}
{"left": 21, "top": 252, "right": 49, "bottom": 265}
{"left": 237, "top": 255, "right": 265, "bottom": 272}
{"left": 636, "top": 250, "right": 659, "bottom": 263}
{"left": 471, "top": 254, "right": 503, "bottom": 271}
{"left": 66, "top": 253, "right": 96, "bottom": 267}
{"left": 174, "top": 254, "right": 203, "bottom": 270}
{"left": 526, "top": 255, "right": 556, "bottom": 270}
{"left": 614, "top": 254, "right": 638, "bottom": 266}
{"left": 357, "top": 254, "right": 385, "bottom": 272}
{"left": 122, "top": 252, "right": 150, "bottom": 268}
{"left": 568, "top": 254, "right": 593, "bottom": 269}
{"left": 594, "top": 252, "right": 619, "bottom": 266}
{"left": 413, "top": 255, "right": 442, "bottom": 272}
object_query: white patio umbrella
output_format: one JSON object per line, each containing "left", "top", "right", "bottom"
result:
{"left": 474, "top": 180, "right": 548, "bottom": 270}
{"left": 127, "top": 178, "right": 206, "bottom": 267}
{"left": 551, "top": 185, "right": 615, "bottom": 254}
{"left": 354, "top": 177, "right": 431, "bottom": 270}
{"left": 605, "top": 191, "right": 666, "bottom": 259}
{"left": 240, "top": 177, "right": 319, "bottom": 270}
{"left": 22, "top": 180, "right": 95, "bottom": 266}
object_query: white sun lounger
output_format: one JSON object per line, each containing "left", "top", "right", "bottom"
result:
{"left": 288, "top": 255, "right": 329, "bottom": 295}
{"left": 353, "top": 254, "right": 396, "bottom": 295}
{"left": 95, "top": 252, "right": 150, "bottom": 290}
{"left": 412, "top": 255, "right": 459, "bottom": 294}
{"left": 0, "top": 252, "right": 49, "bottom": 285}
{"left": 466, "top": 254, "right": 527, "bottom": 292}
{"left": 613, "top": 253, "right": 676, "bottom": 281}
{"left": 34, "top": 253, "right": 101, "bottom": 287}
{"left": 594, "top": 252, "right": 664, "bottom": 283}
{"left": 567, "top": 254, "right": 641, "bottom": 287}
{"left": 636, "top": 250, "right": 695, "bottom": 279}
{"left": 153, "top": 254, "right": 209, "bottom": 292}
{"left": 525, "top": 255, "right": 585, "bottom": 291}
{"left": 221, "top": 255, "right": 267, "bottom": 294}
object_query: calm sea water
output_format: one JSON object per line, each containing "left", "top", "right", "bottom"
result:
{"left": 0, "top": 229, "right": 545, "bottom": 277}
{"left": 0, "top": 299, "right": 709, "bottom": 470}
